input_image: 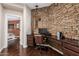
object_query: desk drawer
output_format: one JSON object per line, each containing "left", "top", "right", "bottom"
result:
{"left": 63, "top": 43, "right": 79, "bottom": 53}
{"left": 63, "top": 47, "right": 79, "bottom": 56}
{"left": 27, "top": 35, "right": 33, "bottom": 46}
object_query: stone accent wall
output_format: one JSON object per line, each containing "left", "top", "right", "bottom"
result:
{"left": 32, "top": 3, "right": 79, "bottom": 39}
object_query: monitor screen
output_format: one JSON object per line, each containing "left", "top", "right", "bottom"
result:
{"left": 39, "top": 28, "right": 51, "bottom": 36}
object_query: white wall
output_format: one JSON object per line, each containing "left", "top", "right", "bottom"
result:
{"left": 3, "top": 4, "right": 32, "bottom": 48}
{"left": 4, "top": 9, "right": 23, "bottom": 16}
{"left": 0, "top": 4, "right": 5, "bottom": 52}
{"left": 25, "top": 6, "right": 31, "bottom": 35}
{"left": 4, "top": 8, "right": 23, "bottom": 48}
{"left": 23, "top": 5, "right": 31, "bottom": 48}
{"left": 0, "top": 4, "right": 2, "bottom": 52}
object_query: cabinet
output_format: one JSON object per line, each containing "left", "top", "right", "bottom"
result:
{"left": 49, "top": 36, "right": 62, "bottom": 52}
{"left": 62, "top": 38, "right": 79, "bottom": 56}
{"left": 27, "top": 35, "right": 34, "bottom": 46}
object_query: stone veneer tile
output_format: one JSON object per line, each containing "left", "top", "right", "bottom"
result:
{"left": 32, "top": 3, "right": 79, "bottom": 40}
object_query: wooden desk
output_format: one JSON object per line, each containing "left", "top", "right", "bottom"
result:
{"left": 62, "top": 38, "right": 79, "bottom": 56}
{"left": 27, "top": 35, "right": 34, "bottom": 46}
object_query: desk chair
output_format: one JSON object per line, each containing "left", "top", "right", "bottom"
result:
{"left": 34, "top": 35, "right": 49, "bottom": 55}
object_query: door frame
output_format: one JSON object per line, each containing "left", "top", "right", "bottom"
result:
{"left": 4, "top": 13, "right": 23, "bottom": 48}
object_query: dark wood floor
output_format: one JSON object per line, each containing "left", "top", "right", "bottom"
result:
{"left": 0, "top": 39, "right": 62, "bottom": 56}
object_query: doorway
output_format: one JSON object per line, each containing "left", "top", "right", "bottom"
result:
{"left": 5, "top": 14, "right": 23, "bottom": 48}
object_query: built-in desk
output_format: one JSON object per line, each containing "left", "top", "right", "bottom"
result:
{"left": 27, "top": 34, "right": 43, "bottom": 46}
{"left": 62, "top": 38, "right": 79, "bottom": 56}
{"left": 27, "top": 35, "right": 34, "bottom": 46}
{"left": 27, "top": 34, "right": 79, "bottom": 55}
{"left": 27, "top": 34, "right": 63, "bottom": 55}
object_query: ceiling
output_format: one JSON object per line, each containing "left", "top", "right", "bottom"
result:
{"left": 26, "top": 3, "right": 52, "bottom": 9}
{"left": 2, "top": 3, "right": 23, "bottom": 11}
{"left": 2, "top": 3, "right": 52, "bottom": 10}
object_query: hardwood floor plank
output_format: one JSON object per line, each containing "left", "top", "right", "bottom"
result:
{"left": 0, "top": 39, "right": 62, "bottom": 56}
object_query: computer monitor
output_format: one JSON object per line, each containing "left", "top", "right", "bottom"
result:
{"left": 39, "top": 28, "right": 51, "bottom": 36}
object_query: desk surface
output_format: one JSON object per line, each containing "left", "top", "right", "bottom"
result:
{"left": 51, "top": 35, "right": 57, "bottom": 39}
{"left": 34, "top": 34, "right": 42, "bottom": 36}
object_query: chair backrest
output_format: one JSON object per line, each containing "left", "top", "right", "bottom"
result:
{"left": 34, "top": 35, "right": 43, "bottom": 44}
